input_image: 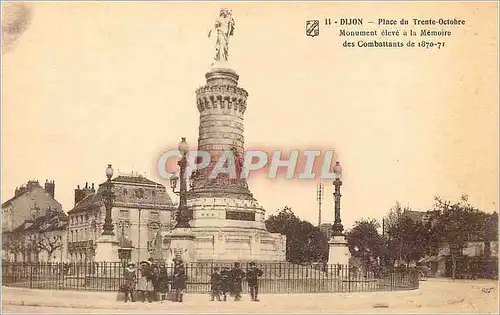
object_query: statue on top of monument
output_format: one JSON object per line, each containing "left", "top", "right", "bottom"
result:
{"left": 208, "top": 8, "right": 235, "bottom": 63}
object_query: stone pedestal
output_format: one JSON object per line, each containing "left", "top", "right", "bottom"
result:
{"left": 169, "top": 228, "right": 196, "bottom": 263}
{"left": 327, "top": 235, "right": 350, "bottom": 265}
{"left": 94, "top": 235, "right": 119, "bottom": 262}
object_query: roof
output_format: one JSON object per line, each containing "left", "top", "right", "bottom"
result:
{"left": 2, "top": 180, "right": 60, "bottom": 208}
{"left": 11, "top": 210, "right": 68, "bottom": 234}
{"left": 69, "top": 192, "right": 103, "bottom": 213}
{"left": 68, "top": 174, "right": 172, "bottom": 214}
{"left": 112, "top": 175, "right": 164, "bottom": 187}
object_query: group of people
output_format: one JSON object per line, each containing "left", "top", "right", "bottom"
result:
{"left": 121, "top": 259, "right": 264, "bottom": 303}
{"left": 210, "top": 262, "right": 263, "bottom": 302}
{"left": 122, "top": 257, "right": 187, "bottom": 303}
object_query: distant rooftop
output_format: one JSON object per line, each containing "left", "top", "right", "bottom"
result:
{"left": 111, "top": 174, "right": 164, "bottom": 187}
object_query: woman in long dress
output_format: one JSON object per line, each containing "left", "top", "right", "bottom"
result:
{"left": 136, "top": 260, "right": 154, "bottom": 303}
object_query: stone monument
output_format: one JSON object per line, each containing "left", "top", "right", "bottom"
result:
{"left": 185, "top": 8, "right": 286, "bottom": 262}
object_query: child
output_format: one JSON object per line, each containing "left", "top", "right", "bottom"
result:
{"left": 123, "top": 262, "right": 137, "bottom": 302}
{"left": 172, "top": 259, "right": 187, "bottom": 302}
{"left": 210, "top": 267, "right": 222, "bottom": 301}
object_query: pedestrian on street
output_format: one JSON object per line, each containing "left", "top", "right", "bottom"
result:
{"left": 246, "top": 262, "right": 263, "bottom": 301}
{"left": 230, "top": 262, "right": 245, "bottom": 301}
{"left": 137, "top": 260, "right": 155, "bottom": 303}
{"left": 157, "top": 261, "right": 170, "bottom": 301}
{"left": 149, "top": 259, "right": 161, "bottom": 301}
{"left": 210, "top": 267, "right": 222, "bottom": 301}
{"left": 220, "top": 266, "right": 231, "bottom": 301}
{"left": 172, "top": 258, "right": 187, "bottom": 302}
{"left": 122, "top": 262, "right": 137, "bottom": 302}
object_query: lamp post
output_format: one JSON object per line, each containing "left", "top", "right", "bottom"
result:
{"left": 331, "top": 161, "right": 344, "bottom": 236}
{"left": 169, "top": 137, "right": 191, "bottom": 229}
{"left": 101, "top": 164, "right": 115, "bottom": 236}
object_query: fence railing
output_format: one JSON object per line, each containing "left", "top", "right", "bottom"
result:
{"left": 1, "top": 262, "right": 419, "bottom": 293}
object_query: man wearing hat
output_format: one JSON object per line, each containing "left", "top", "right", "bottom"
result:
{"left": 230, "top": 262, "right": 245, "bottom": 301}
{"left": 246, "top": 262, "right": 263, "bottom": 301}
{"left": 123, "top": 262, "right": 137, "bottom": 302}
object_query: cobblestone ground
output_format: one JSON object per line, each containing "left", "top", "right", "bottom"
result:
{"left": 2, "top": 279, "right": 498, "bottom": 314}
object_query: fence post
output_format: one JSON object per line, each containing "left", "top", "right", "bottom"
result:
{"left": 29, "top": 264, "right": 33, "bottom": 289}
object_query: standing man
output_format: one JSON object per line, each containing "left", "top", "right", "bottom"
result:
{"left": 172, "top": 258, "right": 187, "bottom": 302}
{"left": 246, "top": 262, "right": 263, "bottom": 301}
{"left": 230, "top": 262, "right": 245, "bottom": 301}
{"left": 210, "top": 267, "right": 222, "bottom": 301}
{"left": 220, "top": 266, "right": 231, "bottom": 301}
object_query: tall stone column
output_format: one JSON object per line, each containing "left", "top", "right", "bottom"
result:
{"left": 192, "top": 67, "right": 250, "bottom": 192}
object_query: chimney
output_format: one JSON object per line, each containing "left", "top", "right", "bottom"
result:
{"left": 75, "top": 182, "right": 96, "bottom": 206}
{"left": 15, "top": 187, "right": 24, "bottom": 197}
{"left": 74, "top": 186, "right": 85, "bottom": 206}
{"left": 44, "top": 180, "right": 55, "bottom": 199}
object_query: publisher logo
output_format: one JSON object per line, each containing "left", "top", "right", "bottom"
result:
{"left": 306, "top": 20, "right": 320, "bottom": 37}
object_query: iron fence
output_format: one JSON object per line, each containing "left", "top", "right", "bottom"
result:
{"left": 1, "top": 261, "right": 419, "bottom": 293}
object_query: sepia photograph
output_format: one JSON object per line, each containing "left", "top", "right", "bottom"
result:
{"left": 1, "top": 1, "right": 499, "bottom": 313}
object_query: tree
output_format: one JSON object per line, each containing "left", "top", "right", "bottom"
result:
{"left": 2, "top": 232, "right": 28, "bottom": 262}
{"left": 432, "top": 195, "right": 483, "bottom": 279}
{"left": 345, "top": 218, "right": 385, "bottom": 269}
{"left": 29, "top": 233, "right": 63, "bottom": 261}
{"left": 265, "top": 206, "right": 328, "bottom": 264}
{"left": 383, "top": 202, "right": 433, "bottom": 267}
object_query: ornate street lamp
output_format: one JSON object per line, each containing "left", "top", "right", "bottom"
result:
{"left": 169, "top": 137, "right": 191, "bottom": 228}
{"left": 101, "top": 164, "right": 115, "bottom": 236}
{"left": 331, "top": 161, "right": 344, "bottom": 236}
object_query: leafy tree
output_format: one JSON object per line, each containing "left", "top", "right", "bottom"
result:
{"left": 345, "top": 218, "right": 385, "bottom": 269}
{"left": 266, "top": 206, "right": 328, "bottom": 264}
{"left": 383, "top": 203, "right": 433, "bottom": 267}
{"left": 432, "top": 195, "right": 483, "bottom": 279}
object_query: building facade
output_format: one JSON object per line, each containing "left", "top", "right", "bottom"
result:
{"left": 2, "top": 180, "right": 61, "bottom": 233}
{"left": 2, "top": 180, "right": 67, "bottom": 262}
{"left": 66, "top": 174, "right": 176, "bottom": 262}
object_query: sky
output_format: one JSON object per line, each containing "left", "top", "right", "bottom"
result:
{"left": 2, "top": 2, "right": 498, "bottom": 230}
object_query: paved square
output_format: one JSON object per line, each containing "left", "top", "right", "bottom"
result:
{"left": 2, "top": 279, "right": 498, "bottom": 313}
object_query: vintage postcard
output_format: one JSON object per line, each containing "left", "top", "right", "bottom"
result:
{"left": 1, "top": 1, "right": 498, "bottom": 314}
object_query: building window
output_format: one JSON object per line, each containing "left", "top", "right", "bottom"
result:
{"left": 150, "top": 211, "right": 160, "bottom": 221}
{"left": 119, "top": 209, "right": 130, "bottom": 219}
